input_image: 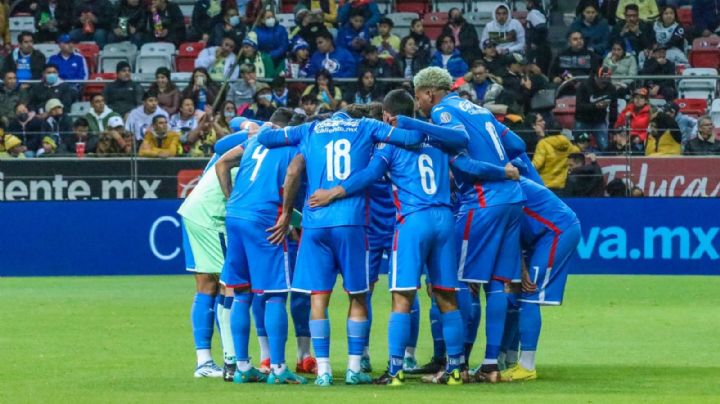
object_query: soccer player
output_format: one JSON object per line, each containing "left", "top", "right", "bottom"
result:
{"left": 307, "top": 90, "right": 470, "bottom": 385}
{"left": 215, "top": 108, "right": 309, "bottom": 385}
{"left": 178, "top": 123, "right": 251, "bottom": 379}
{"left": 256, "top": 107, "right": 427, "bottom": 387}
{"left": 412, "top": 66, "right": 526, "bottom": 383}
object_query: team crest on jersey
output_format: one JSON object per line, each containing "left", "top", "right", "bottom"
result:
{"left": 376, "top": 142, "right": 387, "bottom": 149}
{"left": 440, "top": 112, "right": 452, "bottom": 123}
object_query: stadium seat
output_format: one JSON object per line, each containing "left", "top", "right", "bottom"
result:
{"left": 396, "top": 1, "right": 430, "bottom": 14}
{"left": 179, "top": 4, "right": 194, "bottom": 18}
{"left": 34, "top": 44, "right": 60, "bottom": 60}
{"left": 552, "top": 96, "right": 576, "bottom": 129}
{"left": 387, "top": 12, "right": 420, "bottom": 28}
{"left": 277, "top": 13, "right": 295, "bottom": 30}
{"left": 678, "top": 5, "right": 693, "bottom": 28}
{"left": 710, "top": 99, "right": 720, "bottom": 127}
{"left": 99, "top": 42, "right": 137, "bottom": 73}
{"left": 422, "top": 12, "right": 448, "bottom": 40}
{"left": 434, "top": 0, "right": 468, "bottom": 12}
{"left": 136, "top": 42, "right": 176, "bottom": 74}
{"left": 512, "top": 10, "right": 528, "bottom": 26}
{"left": 9, "top": 16, "right": 35, "bottom": 45}
{"left": 375, "top": 0, "right": 393, "bottom": 14}
{"left": 69, "top": 101, "right": 92, "bottom": 118}
{"left": 83, "top": 73, "right": 116, "bottom": 100}
{"left": 76, "top": 42, "right": 100, "bottom": 74}
{"left": 470, "top": 1, "right": 505, "bottom": 16}
{"left": 689, "top": 37, "right": 720, "bottom": 69}
{"left": 171, "top": 72, "right": 193, "bottom": 84}
{"left": 649, "top": 97, "right": 667, "bottom": 109}
{"left": 280, "top": 0, "right": 298, "bottom": 13}
{"left": 464, "top": 11, "right": 492, "bottom": 38}
{"left": 678, "top": 68, "right": 718, "bottom": 100}
{"left": 176, "top": 42, "right": 205, "bottom": 73}
{"left": 675, "top": 98, "right": 708, "bottom": 117}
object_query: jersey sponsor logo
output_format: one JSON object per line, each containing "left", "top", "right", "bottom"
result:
{"left": 458, "top": 99, "right": 485, "bottom": 115}
{"left": 440, "top": 111, "right": 452, "bottom": 123}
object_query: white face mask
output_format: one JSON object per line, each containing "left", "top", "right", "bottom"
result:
{"left": 265, "top": 18, "right": 276, "bottom": 27}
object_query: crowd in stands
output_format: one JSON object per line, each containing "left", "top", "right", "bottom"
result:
{"left": 0, "top": 0, "right": 719, "bottom": 190}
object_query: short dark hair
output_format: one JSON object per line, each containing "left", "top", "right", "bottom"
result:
{"left": 624, "top": 4, "right": 639, "bottom": 13}
{"left": 567, "top": 29, "right": 583, "bottom": 39}
{"left": 411, "top": 18, "right": 421, "bottom": 26}
{"left": 269, "top": 107, "right": 294, "bottom": 128}
{"left": 349, "top": 8, "right": 365, "bottom": 19}
{"left": 378, "top": 17, "right": 393, "bottom": 27}
{"left": 301, "top": 94, "right": 316, "bottom": 104}
{"left": 436, "top": 33, "right": 454, "bottom": 50}
{"left": 44, "top": 63, "right": 59, "bottom": 72}
{"left": 143, "top": 90, "right": 159, "bottom": 101}
{"left": 90, "top": 93, "right": 104, "bottom": 102}
{"left": 17, "top": 31, "right": 33, "bottom": 44}
{"left": 152, "top": 114, "right": 167, "bottom": 124}
{"left": 288, "top": 113, "right": 307, "bottom": 127}
{"left": 569, "top": 153, "right": 585, "bottom": 164}
{"left": 3, "top": 69, "right": 16, "bottom": 78}
{"left": 383, "top": 89, "right": 415, "bottom": 118}
{"left": 73, "top": 117, "right": 89, "bottom": 128}
{"left": 316, "top": 31, "right": 334, "bottom": 42}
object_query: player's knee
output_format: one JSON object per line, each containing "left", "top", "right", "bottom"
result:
{"left": 433, "top": 288, "right": 458, "bottom": 313}
{"left": 391, "top": 291, "right": 415, "bottom": 313}
{"left": 195, "top": 274, "right": 219, "bottom": 294}
{"left": 348, "top": 293, "right": 368, "bottom": 319}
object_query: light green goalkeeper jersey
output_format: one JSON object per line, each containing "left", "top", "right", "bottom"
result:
{"left": 177, "top": 168, "right": 238, "bottom": 231}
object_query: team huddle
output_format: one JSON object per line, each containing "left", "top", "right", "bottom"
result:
{"left": 177, "top": 66, "right": 581, "bottom": 386}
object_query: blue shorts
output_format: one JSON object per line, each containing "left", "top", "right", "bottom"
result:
{"left": 368, "top": 247, "right": 390, "bottom": 284}
{"left": 457, "top": 204, "right": 523, "bottom": 283}
{"left": 181, "top": 221, "right": 195, "bottom": 271}
{"left": 292, "top": 226, "right": 369, "bottom": 295}
{"left": 389, "top": 208, "right": 459, "bottom": 292}
{"left": 220, "top": 217, "right": 291, "bottom": 293}
{"left": 520, "top": 222, "right": 581, "bottom": 306}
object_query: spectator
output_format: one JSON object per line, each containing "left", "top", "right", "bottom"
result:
{"left": 574, "top": 132, "right": 600, "bottom": 154}
{"left": 294, "top": 0, "right": 337, "bottom": 27}
{"left": 606, "top": 178, "right": 630, "bottom": 196}
{"left": 341, "top": 69, "right": 383, "bottom": 107}
{"left": 458, "top": 61, "right": 503, "bottom": 106}
{"left": 398, "top": 35, "right": 430, "bottom": 80}
{"left": 0, "top": 134, "right": 26, "bottom": 159}
{"left": 609, "top": 4, "right": 655, "bottom": 59}
{"left": 570, "top": 2, "right": 610, "bottom": 56}
{"left": 358, "top": 44, "right": 400, "bottom": 78}
{"left": 308, "top": 31, "right": 357, "bottom": 78}
{"left": 295, "top": 93, "right": 319, "bottom": 116}
{"left": 640, "top": 44, "right": 676, "bottom": 100}
{"left": 607, "top": 128, "right": 641, "bottom": 154}
{"left": 270, "top": 76, "right": 292, "bottom": 108}
{"left": 1, "top": 31, "right": 46, "bottom": 83}
{"left": 34, "top": 0, "right": 74, "bottom": 43}
{"left": 576, "top": 0, "right": 620, "bottom": 26}
{"left": 148, "top": 67, "right": 180, "bottom": 115}
{"left": 525, "top": 0, "right": 552, "bottom": 75}
{"left": 27, "top": 63, "right": 78, "bottom": 114}
{"left": 227, "top": 64, "right": 257, "bottom": 107}
{"left": 441, "top": 8, "right": 480, "bottom": 63}
{"left": 222, "top": 101, "right": 237, "bottom": 123}
{"left": 252, "top": 5, "right": 289, "bottom": 69}
{"left": 195, "top": 35, "right": 239, "bottom": 83}
{"left": 616, "top": 0, "right": 659, "bottom": 21}
{"left": 615, "top": 88, "right": 652, "bottom": 148}
{"left": 96, "top": 116, "right": 134, "bottom": 155}
{"left": 549, "top": 30, "right": 601, "bottom": 85}
{"left": 40, "top": 98, "right": 73, "bottom": 151}
{"left": 481, "top": 4, "right": 526, "bottom": 55}
{"left": 480, "top": 39, "right": 505, "bottom": 76}
{"left": 603, "top": 40, "right": 638, "bottom": 90}
{"left": 35, "top": 136, "right": 58, "bottom": 158}
{"left": 290, "top": 9, "right": 332, "bottom": 54}
{"left": 0, "top": 71, "right": 28, "bottom": 127}
{"left": 408, "top": 18, "right": 432, "bottom": 57}
{"left": 372, "top": 17, "right": 401, "bottom": 60}
{"left": 170, "top": 97, "right": 201, "bottom": 142}
{"left": 138, "top": 114, "right": 180, "bottom": 157}
{"left": 85, "top": 94, "right": 121, "bottom": 135}
{"left": 103, "top": 61, "right": 144, "bottom": 118}
{"left": 145, "top": 0, "right": 186, "bottom": 46}
{"left": 430, "top": 34, "right": 469, "bottom": 79}
{"left": 48, "top": 35, "right": 89, "bottom": 87}
{"left": 108, "top": 0, "right": 148, "bottom": 46}
{"left": 645, "top": 111, "right": 682, "bottom": 155}
{"left": 684, "top": 115, "right": 720, "bottom": 154}
{"left": 574, "top": 66, "right": 618, "bottom": 150}
{"left": 284, "top": 39, "right": 312, "bottom": 79}
{"left": 237, "top": 35, "right": 275, "bottom": 79}
{"left": 532, "top": 123, "right": 581, "bottom": 192}
{"left": 125, "top": 90, "right": 170, "bottom": 140}
{"left": 302, "top": 69, "right": 341, "bottom": 112}
{"left": 693, "top": 0, "right": 720, "bottom": 37}
{"left": 336, "top": 8, "right": 370, "bottom": 61}
{"left": 189, "top": 0, "right": 224, "bottom": 43}
{"left": 209, "top": 6, "right": 246, "bottom": 47}
{"left": 181, "top": 68, "right": 220, "bottom": 111}
{"left": 7, "top": 103, "right": 43, "bottom": 151}
{"left": 663, "top": 102, "right": 697, "bottom": 147}
{"left": 0, "top": 0, "right": 9, "bottom": 51}
{"left": 653, "top": 5, "right": 688, "bottom": 65}
{"left": 184, "top": 112, "right": 218, "bottom": 157}
{"left": 241, "top": 83, "right": 276, "bottom": 121}
{"left": 519, "top": 112, "right": 545, "bottom": 155}
{"left": 564, "top": 152, "right": 605, "bottom": 197}
{"left": 69, "top": 0, "right": 114, "bottom": 47}
{"left": 495, "top": 53, "right": 529, "bottom": 115}
{"left": 59, "top": 117, "right": 98, "bottom": 155}
{"left": 338, "top": 0, "right": 380, "bottom": 30}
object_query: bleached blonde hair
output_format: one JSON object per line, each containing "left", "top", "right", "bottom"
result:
{"left": 413, "top": 67, "right": 453, "bottom": 91}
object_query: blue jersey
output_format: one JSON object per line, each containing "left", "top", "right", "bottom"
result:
{"left": 257, "top": 111, "right": 425, "bottom": 228}
{"left": 225, "top": 136, "right": 298, "bottom": 226}
{"left": 367, "top": 177, "right": 395, "bottom": 249}
{"left": 519, "top": 177, "right": 579, "bottom": 247}
{"left": 431, "top": 93, "right": 525, "bottom": 211}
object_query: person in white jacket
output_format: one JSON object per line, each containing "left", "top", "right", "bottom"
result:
{"left": 480, "top": 4, "right": 526, "bottom": 55}
{"left": 125, "top": 90, "right": 169, "bottom": 141}
{"left": 194, "top": 36, "right": 239, "bottom": 83}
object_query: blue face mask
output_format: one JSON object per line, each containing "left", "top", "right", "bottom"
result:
{"left": 46, "top": 73, "right": 58, "bottom": 84}
{"left": 259, "top": 93, "right": 272, "bottom": 103}
{"left": 229, "top": 16, "right": 241, "bottom": 26}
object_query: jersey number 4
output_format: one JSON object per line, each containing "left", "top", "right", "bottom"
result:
{"left": 250, "top": 146, "right": 269, "bottom": 181}
{"left": 325, "top": 139, "right": 351, "bottom": 181}
{"left": 418, "top": 154, "right": 437, "bottom": 195}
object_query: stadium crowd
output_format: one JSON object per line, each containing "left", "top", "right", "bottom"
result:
{"left": 0, "top": 0, "right": 719, "bottom": 190}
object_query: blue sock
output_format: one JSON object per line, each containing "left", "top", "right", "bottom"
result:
{"left": 456, "top": 287, "right": 474, "bottom": 358}
{"left": 430, "top": 298, "right": 446, "bottom": 359}
{"left": 252, "top": 294, "right": 267, "bottom": 338}
{"left": 467, "top": 288, "right": 481, "bottom": 359}
{"left": 501, "top": 300, "right": 520, "bottom": 354}
{"left": 309, "top": 319, "right": 331, "bottom": 359}
{"left": 364, "top": 291, "right": 373, "bottom": 355}
{"left": 230, "top": 293, "right": 252, "bottom": 362}
{"left": 519, "top": 301, "right": 541, "bottom": 351}
{"left": 388, "top": 312, "right": 411, "bottom": 376}
{"left": 484, "top": 280, "right": 509, "bottom": 363}
{"left": 408, "top": 296, "right": 420, "bottom": 350}
{"left": 441, "top": 310, "right": 465, "bottom": 372}
{"left": 290, "top": 292, "right": 311, "bottom": 337}
{"left": 347, "top": 319, "right": 369, "bottom": 356}
{"left": 223, "top": 295, "right": 233, "bottom": 310}
{"left": 265, "top": 293, "right": 288, "bottom": 366}
{"left": 191, "top": 292, "right": 215, "bottom": 350}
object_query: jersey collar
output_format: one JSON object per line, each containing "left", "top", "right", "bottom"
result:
{"left": 333, "top": 111, "right": 352, "bottom": 120}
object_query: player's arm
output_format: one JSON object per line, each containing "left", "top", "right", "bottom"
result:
{"left": 308, "top": 156, "right": 389, "bottom": 208}
{"left": 368, "top": 119, "right": 425, "bottom": 147}
{"left": 213, "top": 130, "right": 248, "bottom": 155}
{"left": 511, "top": 154, "right": 544, "bottom": 185}
{"left": 267, "top": 153, "right": 306, "bottom": 244}
{"left": 497, "top": 124, "right": 527, "bottom": 160}
{"left": 450, "top": 153, "right": 519, "bottom": 181}
{"left": 257, "top": 124, "right": 306, "bottom": 148}
{"left": 396, "top": 115, "right": 469, "bottom": 153}
{"left": 215, "top": 144, "right": 245, "bottom": 198}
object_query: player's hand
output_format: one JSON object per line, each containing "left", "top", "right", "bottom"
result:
{"left": 266, "top": 213, "right": 291, "bottom": 244}
{"left": 505, "top": 163, "right": 520, "bottom": 180}
{"left": 521, "top": 270, "right": 537, "bottom": 293}
{"left": 308, "top": 188, "right": 339, "bottom": 208}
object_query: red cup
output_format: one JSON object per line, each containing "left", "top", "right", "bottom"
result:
{"left": 76, "top": 142, "right": 86, "bottom": 158}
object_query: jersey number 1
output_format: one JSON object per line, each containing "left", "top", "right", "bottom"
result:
{"left": 325, "top": 139, "right": 351, "bottom": 181}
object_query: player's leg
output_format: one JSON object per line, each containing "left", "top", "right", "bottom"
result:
{"left": 384, "top": 290, "right": 415, "bottom": 385}
{"left": 500, "top": 296, "right": 520, "bottom": 371}
{"left": 287, "top": 236, "right": 316, "bottom": 374}
{"left": 404, "top": 294, "right": 420, "bottom": 371}
{"left": 218, "top": 285, "right": 238, "bottom": 381}
{"left": 251, "top": 294, "right": 270, "bottom": 373}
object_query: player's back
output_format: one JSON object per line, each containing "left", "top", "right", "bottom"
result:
{"left": 519, "top": 177, "right": 579, "bottom": 246}
{"left": 226, "top": 136, "right": 298, "bottom": 226}
{"left": 434, "top": 94, "right": 524, "bottom": 210}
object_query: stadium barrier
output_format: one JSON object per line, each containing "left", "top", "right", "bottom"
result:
{"left": 1, "top": 197, "right": 718, "bottom": 277}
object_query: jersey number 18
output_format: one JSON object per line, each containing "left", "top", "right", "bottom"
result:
{"left": 325, "top": 139, "right": 351, "bottom": 181}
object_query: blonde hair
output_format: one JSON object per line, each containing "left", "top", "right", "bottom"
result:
{"left": 413, "top": 67, "right": 453, "bottom": 91}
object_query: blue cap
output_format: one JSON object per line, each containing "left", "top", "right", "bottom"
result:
{"left": 57, "top": 34, "right": 72, "bottom": 44}
{"left": 242, "top": 38, "right": 258, "bottom": 49}
{"left": 292, "top": 39, "right": 309, "bottom": 53}
{"left": 229, "top": 116, "right": 248, "bottom": 132}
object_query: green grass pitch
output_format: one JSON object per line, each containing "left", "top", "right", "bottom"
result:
{"left": 1, "top": 275, "right": 719, "bottom": 403}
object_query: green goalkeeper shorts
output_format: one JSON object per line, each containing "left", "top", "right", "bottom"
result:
{"left": 183, "top": 218, "right": 226, "bottom": 274}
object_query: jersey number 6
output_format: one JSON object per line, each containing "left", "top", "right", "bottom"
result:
{"left": 418, "top": 154, "right": 437, "bottom": 195}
